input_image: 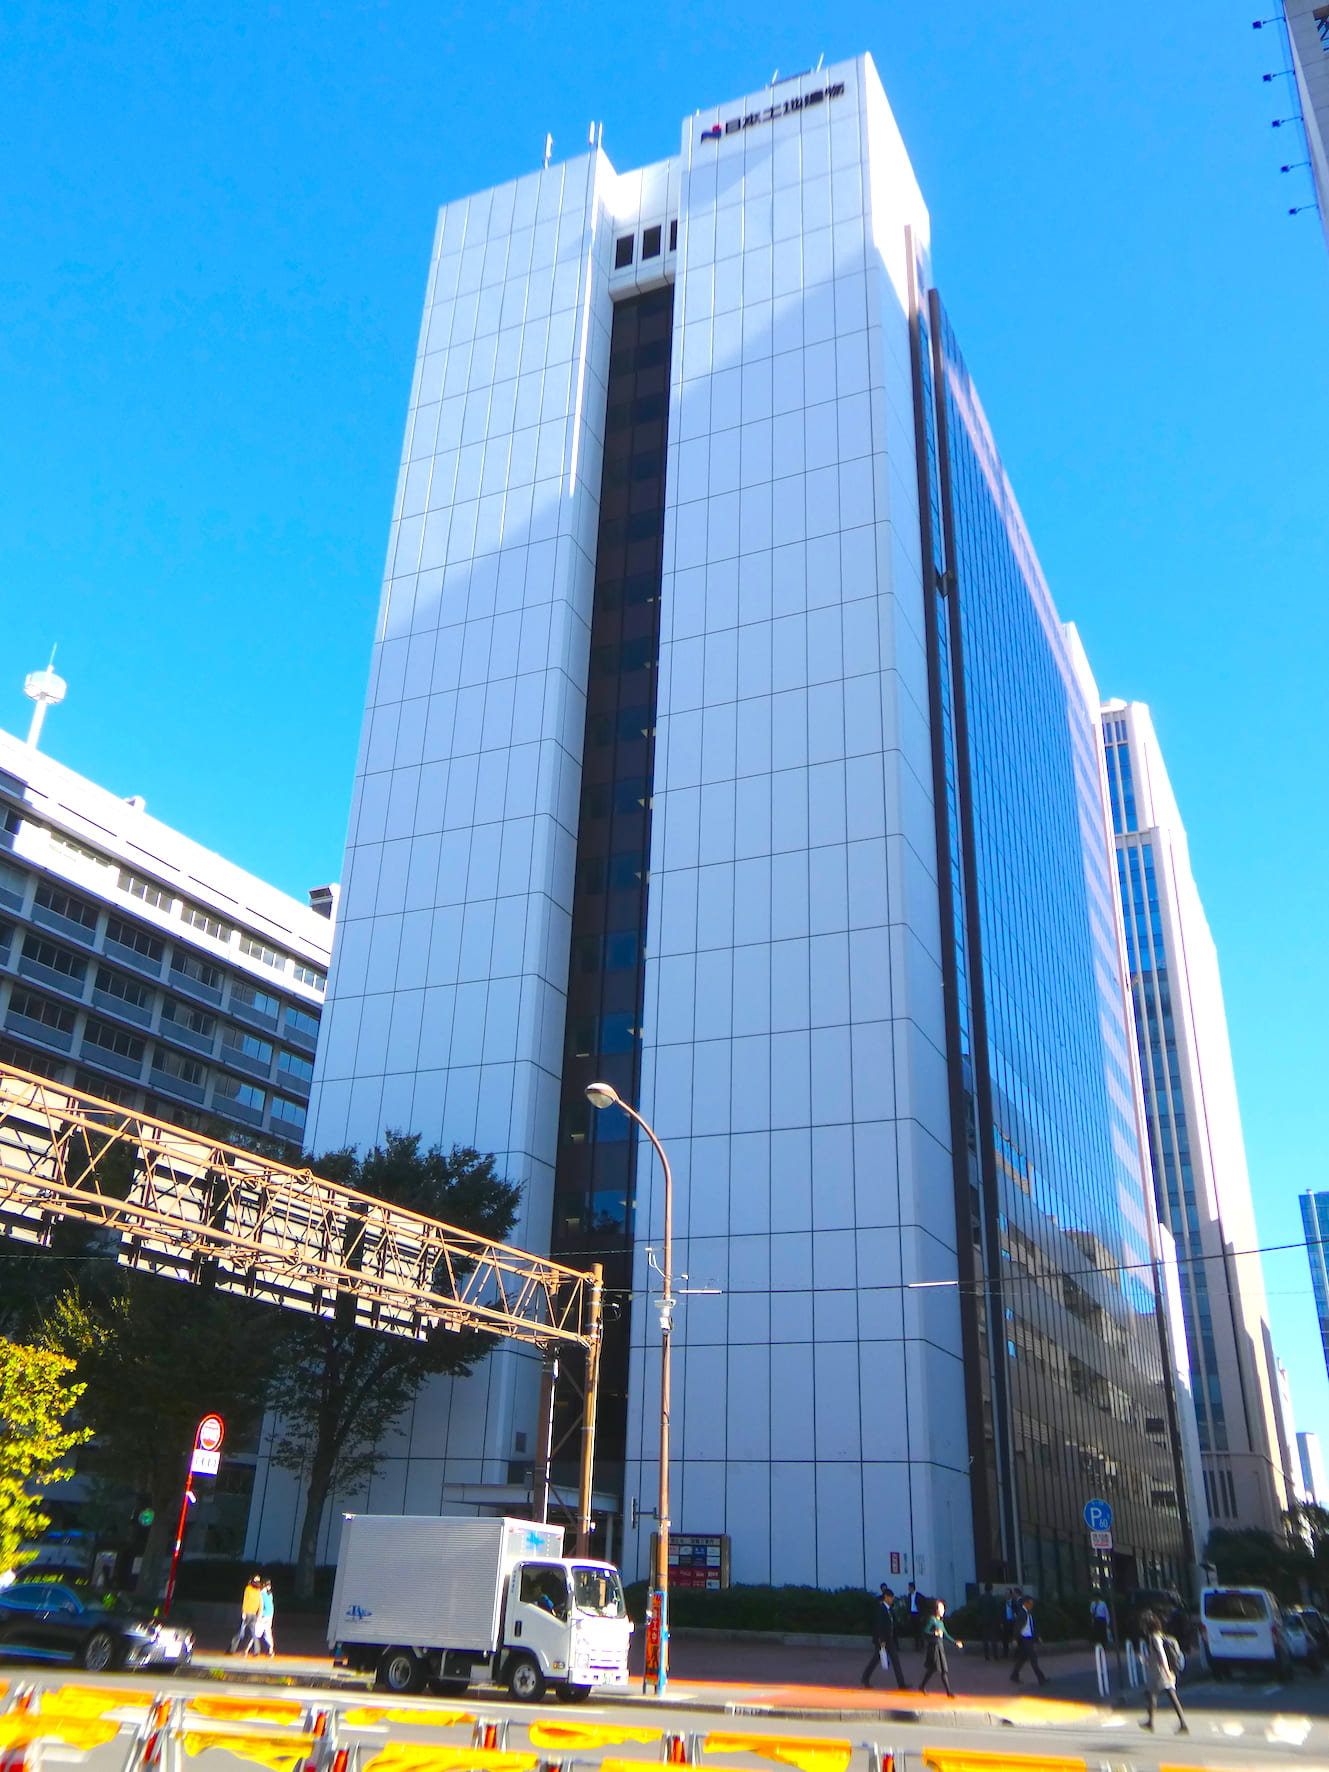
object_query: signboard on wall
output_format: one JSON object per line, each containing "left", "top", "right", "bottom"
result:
{"left": 653, "top": 1533, "right": 731, "bottom": 1590}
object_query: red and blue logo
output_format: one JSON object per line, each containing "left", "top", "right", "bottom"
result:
{"left": 700, "top": 124, "right": 722, "bottom": 141}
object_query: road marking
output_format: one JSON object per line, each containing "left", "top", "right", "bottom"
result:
{"left": 1266, "top": 1716, "right": 1312, "bottom": 1745}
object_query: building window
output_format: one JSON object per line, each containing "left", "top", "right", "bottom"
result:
{"left": 270, "top": 1096, "right": 307, "bottom": 1131}
{"left": 641, "top": 224, "right": 662, "bottom": 260}
{"left": 118, "top": 870, "right": 175, "bottom": 912}
{"left": 239, "top": 935, "right": 286, "bottom": 971}
{"left": 222, "top": 1028, "right": 274, "bottom": 1066}
{"left": 161, "top": 999, "right": 215, "bottom": 1038}
{"left": 49, "top": 832, "right": 112, "bottom": 870}
{"left": 614, "top": 234, "right": 634, "bottom": 269}
{"left": 34, "top": 882, "right": 99, "bottom": 934}
{"left": 230, "top": 980, "right": 280, "bottom": 1021}
{"left": 292, "top": 963, "right": 325, "bottom": 991}
{"left": 276, "top": 1049, "right": 314, "bottom": 1085}
{"left": 180, "top": 903, "right": 232, "bottom": 942}
{"left": 21, "top": 934, "right": 87, "bottom": 983}
{"left": 95, "top": 967, "right": 152, "bottom": 1011}
{"left": 669, "top": 219, "right": 678, "bottom": 252}
{"left": 105, "top": 916, "right": 164, "bottom": 962}
{"left": 283, "top": 1003, "right": 319, "bottom": 1040}
{"left": 8, "top": 990, "right": 76, "bottom": 1035}
{"left": 84, "top": 1019, "right": 145, "bottom": 1062}
{"left": 153, "top": 1047, "right": 207, "bottom": 1085}
{"left": 214, "top": 1075, "right": 265, "bottom": 1112}
{"left": 170, "top": 950, "right": 224, "bottom": 991}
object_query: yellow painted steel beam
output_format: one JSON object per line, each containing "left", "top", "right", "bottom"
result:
{"left": 0, "top": 1063, "right": 595, "bottom": 1351}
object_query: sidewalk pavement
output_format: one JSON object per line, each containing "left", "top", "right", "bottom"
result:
{"left": 189, "top": 1635, "right": 1106, "bottom": 1731}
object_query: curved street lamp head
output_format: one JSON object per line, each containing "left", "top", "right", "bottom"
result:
{"left": 584, "top": 1081, "right": 621, "bottom": 1111}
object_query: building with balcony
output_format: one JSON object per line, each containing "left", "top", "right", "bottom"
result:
{"left": 0, "top": 726, "right": 332, "bottom": 1149}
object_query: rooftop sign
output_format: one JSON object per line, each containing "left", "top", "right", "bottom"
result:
{"left": 700, "top": 81, "right": 845, "bottom": 143}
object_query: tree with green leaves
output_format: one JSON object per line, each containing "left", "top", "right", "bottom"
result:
{"left": 267, "top": 1133, "right": 521, "bottom": 1601}
{"left": 0, "top": 1336, "right": 92, "bottom": 1577}
{"left": 41, "top": 1276, "right": 287, "bottom": 1594}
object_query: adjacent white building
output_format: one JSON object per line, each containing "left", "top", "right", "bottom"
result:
{"left": 0, "top": 714, "right": 332, "bottom": 1149}
{"left": 1102, "top": 700, "right": 1296, "bottom": 1534}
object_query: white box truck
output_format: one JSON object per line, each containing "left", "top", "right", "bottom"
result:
{"left": 328, "top": 1515, "right": 632, "bottom": 1702}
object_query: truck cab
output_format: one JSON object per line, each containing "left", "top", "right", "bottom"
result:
{"left": 501, "top": 1559, "right": 630, "bottom": 1700}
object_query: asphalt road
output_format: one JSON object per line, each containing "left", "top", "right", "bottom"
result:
{"left": 5, "top": 1662, "right": 1329, "bottom": 1772}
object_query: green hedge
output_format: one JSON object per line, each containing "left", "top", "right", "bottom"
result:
{"left": 623, "top": 1583, "right": 877, "bottom": 1634}
{"left": 621, "top": 1584, "right": 1087, "bottom": 1643}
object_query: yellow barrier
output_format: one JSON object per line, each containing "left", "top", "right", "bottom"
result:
{"left": 37, "top": 1687, "right": 151, "bottom": 1718}
{"left": 181, "top": 1732, "right": 315, "bottom": 1772}
{"left": 188, "top": 1700, "right": 306, "bottom": 1727}
{"left": 922, "top": 1752, "right": 1085, "bottom": 1772}
{"left": 527, "top": 1724, "right": 662, "bottom": 1751}
{"left": 0, "top": 1715, "right": 121, "bottom": 1752}
{"left": 342, "top": 1712, "right": 475, "bottom": 1731}
{"left": 362, "top": 1749, "right": 539, "bottom": 1772}
{"left": 704, "top": 1735, "right": 853, "bottom": 1772}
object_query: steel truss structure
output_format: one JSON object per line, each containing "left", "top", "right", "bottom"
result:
{"left": 0, "top": 1062, "right": 603, "bottom": 1550}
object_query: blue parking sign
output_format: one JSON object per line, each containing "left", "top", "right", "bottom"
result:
{"left": 1083, "top": 1498, "right": 1113, "bottom": 1532}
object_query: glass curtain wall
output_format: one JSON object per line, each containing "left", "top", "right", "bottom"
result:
{"left": 910, "top": 271, "right": 1188, "bottom": 1595}
{"left": 550, "top": 287, "right": 674, "bottom": 1495}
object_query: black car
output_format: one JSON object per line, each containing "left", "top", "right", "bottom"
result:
{"left": 0, "top": 1579, "right": 194, "bottom": 1673}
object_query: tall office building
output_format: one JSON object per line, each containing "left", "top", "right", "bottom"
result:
{"left": 284, "top": 54, "right": 1188, "bottom": 1596}
{"left": 0, "top": 721, "right": 332, "bottom": 1147}
{"left": 1298, "top": 1430, "right": 1328, "bottom": 1507}
{"left": 1301, "top": 1191, "right": 1329, "bottom": 1382}
{"left": 1103, "top": 701, "right": 1294, "bottom": 1532}
{"left": 1282, "top": 1, "right": 1329, "bottom": 253}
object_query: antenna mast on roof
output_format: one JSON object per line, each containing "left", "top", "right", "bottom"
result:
{"left": 23, "top": 647, "right": 66, "bottom": 751}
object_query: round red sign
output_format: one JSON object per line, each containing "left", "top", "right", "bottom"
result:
{"left": 197, "top": 1415, "right": 225, "bottom": 1452}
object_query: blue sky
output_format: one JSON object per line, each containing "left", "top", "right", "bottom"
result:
{"left": 4, "top": 3, "right": 1328, "bottom": 1458}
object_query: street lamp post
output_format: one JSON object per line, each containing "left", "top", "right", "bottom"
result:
{"left": 585, "top": 1081, "right": 673, "bottom": 1698}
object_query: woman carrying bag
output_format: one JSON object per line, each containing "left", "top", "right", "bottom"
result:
{"left": 1139, "top": 1609, "right": 1188, "bottom": 1735}
{"left": 919, "top": 1598, "right": 963, "bottom": 1697}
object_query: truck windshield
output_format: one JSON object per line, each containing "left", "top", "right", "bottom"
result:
{"left": 572, "top": 1567, "right": 626, "bottom": 1618}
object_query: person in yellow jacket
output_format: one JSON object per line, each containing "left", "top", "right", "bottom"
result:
{"left": 230, "top": 1574, "right": 264, "bottom": 1654}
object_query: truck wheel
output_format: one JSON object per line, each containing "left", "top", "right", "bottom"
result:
{"left": 558, "top": 1683, "right": 593, "bottom": 1703}
{"left": 506, "top": 1653, "right": 546, "bottom": 1702}
{"left": 377, "top": 1647, "right": 425, "bottom": 1694}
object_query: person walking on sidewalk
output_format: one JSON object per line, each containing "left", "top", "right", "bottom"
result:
{"left": 978, "top": 1584, "right": 1002, "bottom": 1661}
{"left": 906, "top": 1582, "right": 925, "bottom": 1652}
{"left": 1139, "top": 1610, "right": 1188, "bottom": 1736}
{"left": 254, "top": 1578, "right": 276, "bottom": 1658}
{"left": 862, "top": 1583, "right": 907, "bottom": 1689}
{"left": 231, "top": 1574, "right": 263, "bottom": 1655}
{"left": 1090, "top": 1594, "right": 1111, "bottom": 1650}
{"left": 918, "top": 1599, "right": 962, "bottom": 1697}
{"left": 1009, "top": 1596, "right": 1047, "bottom": 1686}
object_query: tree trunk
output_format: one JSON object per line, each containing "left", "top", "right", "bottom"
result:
{"left": 295, "top": 1453, "right": 337, "bottom": 1604}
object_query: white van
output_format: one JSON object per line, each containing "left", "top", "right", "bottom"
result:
{"left": 1199, "top": 1586, "right": 1290, "bottom": 1678}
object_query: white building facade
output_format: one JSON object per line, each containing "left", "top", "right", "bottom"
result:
{"left": 257, "top": 56, "right": 1189, "bottom": 1597}
{"left": 1102, "top": 700, "right": 1296, "bottom": 1534}
{"left": 0, "top": 724, "right": 332, "bottom": 1147}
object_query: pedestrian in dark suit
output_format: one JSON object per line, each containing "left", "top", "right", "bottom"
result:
{"left": 862, "top": 1583, "right": 907, "bottom": 1689}
{"left": 907, "top": 1582, "right": 925, "bottom": 1651}
{"left": 1009, "top": 1596, "right": 1048, "bottom": 1686}
{"left": 978, "top": 1583, "right": 1002, "bottom": 1661}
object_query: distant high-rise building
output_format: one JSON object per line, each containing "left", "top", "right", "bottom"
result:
{"left": 1282, "top": 1, "right": 1329, "bottom": 252}
{"left": 1102, "top": 700, "right": 1295, "bottom": 1531}
{"left": 1298, "top": 1430, "right": 1328, "bottom": 1506}
{"left": 0, "top": 722, "right": 332, "bottom": 1147}
{"left": 1301, "top": 1191, "right": 1329, "bottom": 1379}
{"left": 249, "top": 53, "right": 1189, "bottom": 1598}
